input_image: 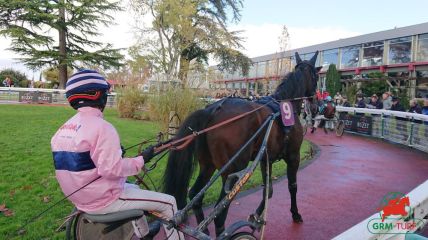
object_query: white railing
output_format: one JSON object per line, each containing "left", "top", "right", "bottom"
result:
{"left": 0, "top": 87, "right": 117, "bottom": 107}
{"left": 336, "top": 106, "right": 428, "bottom": 153}
{"left": 337, "top": 106, "right": 428, "bottom": 122}
{"left": 333, "top": 180, "right": 428, "bottom": 240}
{"left": 333, "top": 107, "right": 428, "bottom": 239}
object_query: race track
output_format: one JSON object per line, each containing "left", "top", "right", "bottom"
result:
{"left": 159, "top": 133, "right": 428, "bottom": 239}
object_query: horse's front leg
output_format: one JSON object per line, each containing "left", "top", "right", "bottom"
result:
{"left": 286, "top": 153, "right": 303, "bottom": 223}
{"left": 254, "top": 160, "right": 273, "bottom": 217}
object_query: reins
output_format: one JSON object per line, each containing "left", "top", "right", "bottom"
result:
{"left": 154, "top": 95, "right": 314, "bottom": 154}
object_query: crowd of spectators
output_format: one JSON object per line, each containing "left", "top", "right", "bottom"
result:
{"left": 333, "top": 91, "right": 428, "bottom": 116}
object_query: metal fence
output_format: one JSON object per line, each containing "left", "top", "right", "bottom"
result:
{"left": 336, "top": 106, "right": 428, "bottom": 153}
{"left": 0, "top": 87, "right": 117, "bottom": 107}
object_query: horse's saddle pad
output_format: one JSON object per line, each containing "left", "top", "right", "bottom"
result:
{"left": 256, "top": 96, "right": 292, "bottom": 133}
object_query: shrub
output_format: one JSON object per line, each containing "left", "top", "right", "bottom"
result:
{"left": 326, "top": 64, "right": 341, "bottom": 94}
{"left": 116, "top": 87, "right": 148, "bottom": 119}
{"left": 148, "top": 88, "right": 205, "bottom": 131}
{"left": 344, "top": 85, "right": 358, "bottom": 105}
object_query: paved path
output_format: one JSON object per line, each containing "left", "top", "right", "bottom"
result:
{"left": 159, "top": 133, "right": 428, "bottom": 239}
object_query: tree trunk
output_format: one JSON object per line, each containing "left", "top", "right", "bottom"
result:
{"left": 58, "top": 0, "right": 67, "bottom": 89}
{"left": 178, "top": 55, "right": 190, "bottom": 88}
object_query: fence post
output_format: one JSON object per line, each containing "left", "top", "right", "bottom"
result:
{"left": 168, "top": 111, "right": 180, "bottom": 139}
{"left": 409, "top": 118, "right": 414, "bottom": 147}
{"left": 381, "top": 113, "right": 385, "bottom": 139}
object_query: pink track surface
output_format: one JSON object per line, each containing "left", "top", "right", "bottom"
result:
{"left": 157, "top": 133, "right": 428, "bottom": 240}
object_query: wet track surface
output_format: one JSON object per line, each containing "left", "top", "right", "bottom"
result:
{"left": 157, "top": 132, "right": 428, "bottom": 240}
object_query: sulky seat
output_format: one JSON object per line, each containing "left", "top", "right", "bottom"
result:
{"left": 82, "top": 209, "right": 145, "bottom": 223}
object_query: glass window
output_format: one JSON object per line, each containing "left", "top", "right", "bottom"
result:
{"left": 279, "top": 57, "right": 292, "bottom": 75}
{"left": 257, "top": 62, "right": 266, "bottom": 77}
{"left": 248, "top": 65, "right": 257, "bottom": 78}
{"left": 290, "top": 56, "right": 296, "bottom": 68}
{"left": 340, "top": 45, "right": 360, "bottom": 68}
{"left": 362, "top": 41, "right": 384, "bottom": 67}
{"left": 417, "top": 34, "right": 428, "bottom": 62}
{"left": 416, "top": 70, "right": 428, "bottom": 98}
{"left": 233, "top": 70, "right": 241, "bottom": 79}
{"left": 300, "top": 52, "right": 320, "bottom": 66}
{"left": 321, "top": 49, "right": 339, "bottom": 70}
{"left": 266, "top": 60, "right": 278, "bottom": 76}
{"left": 389, "top": 37, "right": 412, "bottom": 64}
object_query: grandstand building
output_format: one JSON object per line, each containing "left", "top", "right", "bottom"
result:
{"left": 208, "top": 22, "right": 428, "bottom": 98}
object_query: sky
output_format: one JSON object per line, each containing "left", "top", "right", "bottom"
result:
{"left": 1, "top": 0, "right": 428, "bottom": 79}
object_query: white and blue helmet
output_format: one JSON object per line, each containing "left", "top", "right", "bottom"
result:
{"left": 65, "top": 69, "right": 110, "bottom": 109}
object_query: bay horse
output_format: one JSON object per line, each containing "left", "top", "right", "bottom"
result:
{"left": 163, "top": 52, "right": 321, "bottom": 236}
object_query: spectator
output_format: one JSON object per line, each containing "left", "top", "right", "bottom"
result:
{"left": 322, "top": 91, "right": 330, "bottom": 100}
{"left": 334, "top": 92, "right": 342, "bottom": 104}
{"left": 315, "top": 89, "right": 323, "bottom": 101}
{"left": 382, "top": 92, "right": 393, "bottom": 110}
{"left": 390, "top": 96, "right": 405, "bottom": 112}
{"left": 422, "top": 99, "right": 428, "bottom": 115}
{"left": 355, "top": 93, "right": 366, "bottom": 108}
{"left": 3, "top": 76, "right": 12, "bottom": 87}
{"left": 341, "top": 96, "right": 351, "bottom": 107}
{"left": 408, "top": 99, "right": 422, "bottom": 114}
{"left": 367, "top": 94, "right": 383, "bottom": 109}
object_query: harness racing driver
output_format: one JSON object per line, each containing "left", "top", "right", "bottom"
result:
{"left": 51, "top": 69, "right": 184, "bottom": 240}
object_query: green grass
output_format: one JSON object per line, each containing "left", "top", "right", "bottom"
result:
{"left": 0, "top": 104, "right": 312, "bottom": 239}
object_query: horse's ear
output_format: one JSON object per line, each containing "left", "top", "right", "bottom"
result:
{"left": 316, "top": 66, "right": 322, "bottom": 73}
{"left": 310, "top": 51, "right": 319, "bottom": 66}
{"left": 295, "top": 52, "right": 302, "bottom": 64}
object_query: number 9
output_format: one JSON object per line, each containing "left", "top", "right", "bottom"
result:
{"left": 282, "top": 102, "right": 291, "bottom": 120}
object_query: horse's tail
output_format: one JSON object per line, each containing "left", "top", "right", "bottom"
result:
{"left": 162, "top": 108, "right": 212, "bottom": 209}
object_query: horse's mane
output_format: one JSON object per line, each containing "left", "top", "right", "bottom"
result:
{"left": 271, "top": 68, "right": 305, "bottom": 101}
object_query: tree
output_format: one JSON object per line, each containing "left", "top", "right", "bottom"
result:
{"left": 360, "top": 72, "right": 389, "bottom": 97}
{"left": 278, "top": 25, "right": 290, "bottom": 53}
{"left": 0, "top": 0, "right": 124, "bottom": 89}
{"left": 131, "top": 0, "right": 252, "bottom": 86}
{"left": 42, "top": 66, "right": 74, "bottom": 87}
{"left": 0, "top": 68, "right": 28, "bottom": 87}
{"left": 325, "top": 64, "right": 341, "bottom": 94}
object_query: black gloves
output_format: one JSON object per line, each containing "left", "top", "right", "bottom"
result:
{"left": 141, "top": 145, "right": 155, "bottom": 163}
{"left": 121, "top": 145, "right": 126, "bottom": 157}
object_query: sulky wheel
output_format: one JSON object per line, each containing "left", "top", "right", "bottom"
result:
{"left": 336, "top": 120, "right": 345, "bottom": 137}
{"left": 230, "top": 232, "right": 257, "bottom": 240}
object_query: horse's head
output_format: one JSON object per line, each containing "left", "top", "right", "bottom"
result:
{"left": 294, "top": 51, "right": 321, "bottom": 98}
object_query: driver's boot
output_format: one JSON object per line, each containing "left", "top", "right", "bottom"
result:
{"left": 141, "top": 221, "right": 161, "bottom": 240}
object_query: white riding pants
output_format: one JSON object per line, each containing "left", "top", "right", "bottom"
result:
{"left": 87, "top": 183, "right": 184, "bottom": 240}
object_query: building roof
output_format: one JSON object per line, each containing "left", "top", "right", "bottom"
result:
{"left": 251, "top": 22, "right": 428, "bottom": 63}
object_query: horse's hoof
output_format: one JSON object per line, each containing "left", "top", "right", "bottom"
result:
{"left": 215, "top": 226, "right": 225, "bottom": 237}
{"left": 292, "top": 214, "right": 303, "bottom": 223}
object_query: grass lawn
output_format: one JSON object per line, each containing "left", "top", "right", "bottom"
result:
{"left": 0, "top": 104, "right": 312, "bottom": 239}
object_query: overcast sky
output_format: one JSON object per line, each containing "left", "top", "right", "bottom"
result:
{"left": 1, "top": 0, "right": 428, "bottom": 79}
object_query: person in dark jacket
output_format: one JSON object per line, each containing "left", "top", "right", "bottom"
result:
{"left": 354, "top": 93, "right": 366, "bottom": 108}
{"left": 423, "top": 99, "right": 428, "bottom": 115}
{"left": 341, "top": 96, "right": 351, "bottom": 107}
{"left": 408, "top": 99, "right": 422, "bottom": 114}
{"left": 367, "top": 94, "right": 383, "bottom": 109}
{"left": 390, "top": 96, "right": 405, "bottom": 112}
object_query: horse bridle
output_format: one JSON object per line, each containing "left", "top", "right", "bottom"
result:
{"left": 293, "top": 61, "right": 318, "bottom": 101}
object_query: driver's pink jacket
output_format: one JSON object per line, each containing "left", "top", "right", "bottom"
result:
{"left": 51, "top": 107, "right": 144, "bottom": 212}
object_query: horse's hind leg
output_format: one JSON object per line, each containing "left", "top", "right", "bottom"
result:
{"left": 213, "top": 179, "right": 229, "bottom": 236}
{"left": 188, "top": 163, "right": 215, "bottom": 235}
{"left": 285, "top": 153, "right": 303, "bottom": 223}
